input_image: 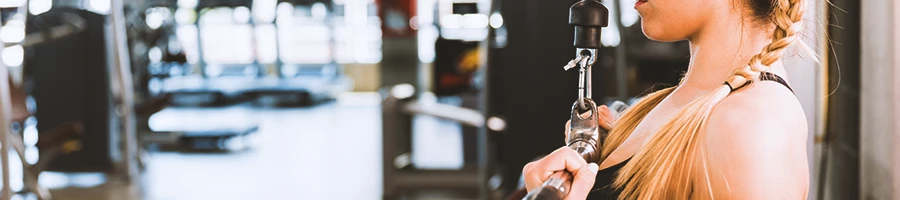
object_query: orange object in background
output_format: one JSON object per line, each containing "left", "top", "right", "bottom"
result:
{"left": 433, "top": 37, "right": 480, "bottom": 96}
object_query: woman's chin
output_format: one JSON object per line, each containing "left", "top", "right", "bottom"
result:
{"left": 641, "top": 24, "right": 684, "bottom": 42}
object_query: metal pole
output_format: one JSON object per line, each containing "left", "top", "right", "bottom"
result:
{"left": 610, "top": 0, "right": 628, "bottom": 99}
{"left": 477, "top": 18, "right": 492, "bottom": 200}
{"left": 248, "top": 5, "right": 261, "bottom": 77}
{"left": 381, "top": 86, "right": 414, "bottom": 199}
{"left": 0, "top": 33, "right": 13, "bottom": 200}
{"left": 195, "top": 8, "right": 207, "bottom": 77}
{"left": 402, "top": 101, "right": 484, "bottom": 127}
{"left": 479, "top": 3, "right": 501, "bottom": 199}
{"left": 273, "top": 6, "right": 284, "bottom": 77}
{"left": 108, "top": 0, "right": 139, "bottom": 182}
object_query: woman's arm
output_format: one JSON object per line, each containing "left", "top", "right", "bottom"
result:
{"left": 703, "top": 82, "right": 810, "bottom": 199}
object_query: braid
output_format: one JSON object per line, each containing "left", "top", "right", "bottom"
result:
{"left": 728, "top": 0, "right": 804, "bottom": 89}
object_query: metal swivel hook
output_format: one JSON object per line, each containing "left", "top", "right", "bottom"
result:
{"left": 563, "top": 53, "right": 593, "bottom": 110}
{"left": 579, "top": 54, "right": 592, "bottom": 109}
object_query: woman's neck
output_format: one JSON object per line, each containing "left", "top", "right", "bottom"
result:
{"left": 678, "top": 16, "right": 775, "bottom": 93}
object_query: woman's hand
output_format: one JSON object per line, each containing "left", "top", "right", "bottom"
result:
{"left": 519, "top": 105, "right": 616, "bottom": 199}
{"left": 565, "top": 105, "right": 616, "bottom": 142}
{"left": 522, "top": 147, "right": 600, "bottom": 200}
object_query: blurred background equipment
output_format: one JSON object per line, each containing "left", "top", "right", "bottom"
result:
{"left": 0, "top": 0, "right": 140, "bottom": 199}
{"left": 27, "top": 6, "right": 124, "bottom": 177}
{"left": 0, "top": 0, "right": 896, "bottom": 199}
{"left": 151, "top": 0, "right": 353, "bottom": 107}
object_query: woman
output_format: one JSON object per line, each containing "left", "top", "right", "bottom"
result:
{"left": 522, "top": 0, "right": 811, "bottom": 199}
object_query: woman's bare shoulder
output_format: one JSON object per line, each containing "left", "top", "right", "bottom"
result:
{"left": 701, "top": 81, "right": 809, "bottom": 198}
{"left": 707, "top": 80, "right": 808, "bottom": 141}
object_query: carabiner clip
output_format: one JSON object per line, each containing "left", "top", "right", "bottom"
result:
{"left": 564, "top": 51, "right": 594, "bottom": 110}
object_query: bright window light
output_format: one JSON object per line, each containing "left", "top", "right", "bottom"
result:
{"left": 175, "top": 26, "right": 199, "bottom": 64}
{"left": 280, "top": 65, "right": 298, "bottom": 77}
{"left": 242, "top": 65, "right": 257, "bottom": 76}
{"left": 489, "top": 13, "right": 503, "bottom": 28}
{"left": 601, "top": 0, "right": 621, "bottom": 47}
{"left": 89, "top": 0, "right": 110, "bottom": 14}
{"left": 417, "top": 25, "right": 438, "bottom": 63}
{"left": 38, "top": 172, "right": 69, "bottom": 189}
{"left": 0, "top": 20, "right": 26, "bottom": 43}
{"left": 601, "top": 25, "right": 621, "bottom": 47}
{"left": 67, "top": 173, "right": 105, "bottom": 188}
{"left": 146, "top": 11, "right": 165, "bottom": 29}
{"left": 148, "top": 46, "right": 163, "bottom": 63}
{"left": 462, "top": 14, "right": 488, "bottom": 28}
{"left": 254, "top": 24, "right": 278, "bottom": 63}
{"left": 205, "top": 65, "right": 222, "bottom": 77}
{"left": 440, "top": 14, "right": 462, "bottom": 29}
{"left": 9, "top": 152, "right": 22, "bottom": 191}
{"left": 416, "top": 0, "right": 435, "bottom": 25}
{"left": 23, "top": 126, "right": 37, "bottom": 146}
{"left": 24, "top": 147, "right": 38, "bottom": 165}
{"left": 28, "top": 0, "right": 52, "bottom": 15}
{"left": 2, "top": 45, "right": 25, "bottom": 67}
{"left": 0, "top": 0, "right": 25, "bottom": 8}
{"left": 311, "top": 3, "right": 328, "bottom": 21}
{"left": 620, "top": 0, "right": 639, "bottom": 27}
{"left": 233, "top": 6, "right": 251, "bottom": 24}
{"left": 277, "top": 2, "right": 294, "bottom": 20}
{"left": 252, "top": 0, "right": 277, "bottom": 23}
{"left": 175, "top": 8, "right": 196, "bottom": 24}
{"left": 178, "top": 0, "right": 198, "bottom": 8}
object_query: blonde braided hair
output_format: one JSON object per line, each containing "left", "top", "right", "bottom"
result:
{"left": 597, "top": 0, "right": 807, "bottom": 199}
{"left": 728, "top": 0, "right": 805, "bottom": 88}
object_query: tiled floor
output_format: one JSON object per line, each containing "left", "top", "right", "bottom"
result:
{"left": 43, "top": 92, "right": 466, "bottom": 200}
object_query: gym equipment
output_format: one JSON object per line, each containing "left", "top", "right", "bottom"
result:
{"left": 432, "top": 38, "right": 481, "bottom": 97}
{"left": 2, "top": 3, "right": 112, "bottom": 199}
{"left": 144, "top": 106, "right": 260, "bottom": 151}
{"left": 25, "top": 2, "right": 141, "bottom": 185}
{"left": 521, "top": 1, "right": 609, "bottom": 199}
{"left": 381, "top": 84, "right": 504, "bottom": 199}
{"left": 380, "top": 0, "right": 506, "bottom": 198}
{"left": 7, "top": 105, "right": 84, "bottom": 200}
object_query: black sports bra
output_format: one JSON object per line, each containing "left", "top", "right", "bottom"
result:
{"left": 586, "top": 71, "right": 792, "bottom": 199}
{"left": 759, "top": 71, "right": 794, "bottom": 92}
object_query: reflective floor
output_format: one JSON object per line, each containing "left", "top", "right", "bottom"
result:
{"left": 43, "top": 92, "right": 465, "bottom": 200}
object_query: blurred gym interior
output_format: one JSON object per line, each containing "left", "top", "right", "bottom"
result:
{"left": 0, "top": 0, "right": 896, "bottom": 199}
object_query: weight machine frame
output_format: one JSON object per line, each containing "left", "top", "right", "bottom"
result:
{"left": 381, "top": 84, "right": 499, "bottom": 200}
{"left": 0, "top": 1, "right": 140, "bottom": 199}
{"left": 0, "top": 24, "right": 15, "bottom": 200}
